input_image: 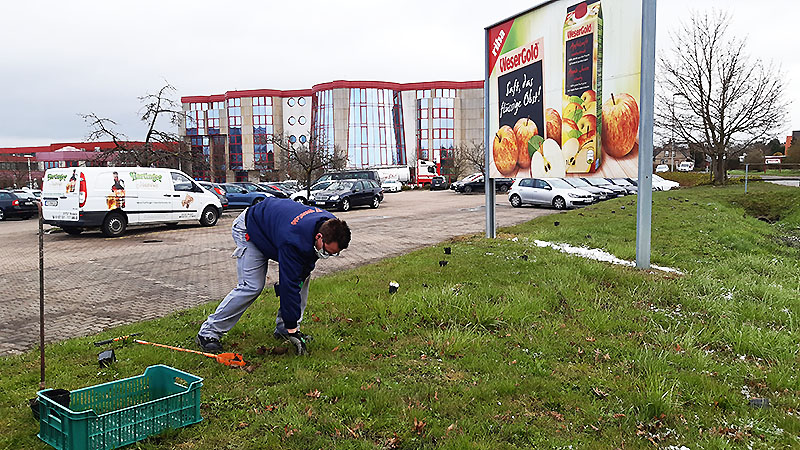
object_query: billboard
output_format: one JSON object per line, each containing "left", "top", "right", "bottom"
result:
{"left": 487, "top": 0, "right": 642, "bottom": 180}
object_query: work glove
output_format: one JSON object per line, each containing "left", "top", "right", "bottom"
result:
{"left": 286, "top": 331, "right": 309, "bottom": 356}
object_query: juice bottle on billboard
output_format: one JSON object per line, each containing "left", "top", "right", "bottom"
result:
{"left": 562, "top": 1, "right": 602, "bottom": 173}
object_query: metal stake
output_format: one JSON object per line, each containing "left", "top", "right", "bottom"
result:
{"left": 38, "top": 203, "right": 45, "bottom": 389}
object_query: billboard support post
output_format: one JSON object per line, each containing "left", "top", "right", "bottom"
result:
{"left": 635, "top": 0, "right": 657, "bottom": 269}
{"left": 485, "top": 29, "right": 496, "bottom": 238}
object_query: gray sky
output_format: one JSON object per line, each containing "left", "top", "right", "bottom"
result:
{"left": 1, "top": 0, "right": 797, "bottom": 148}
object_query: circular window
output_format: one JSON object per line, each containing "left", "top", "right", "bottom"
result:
{"left": 288, "top": 116, "right": 296, "bottom": 125}
{"left": 287, "top": 98, "right": 296, "bottom": 107}
{"left": 298, "top": 116, "right": 307, "bottom": 125}
{"left": 299, "top": 135, "right": 307, "bottom": 144}
{"left": 289, "top": 135, "right": 297, "bottom": 143}
{"left": 297, "top": 97, "right": 306, "bottom": 106}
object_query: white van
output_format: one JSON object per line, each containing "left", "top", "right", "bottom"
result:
{"left": 42, "top": 167, "right": 222, "bottom": 237}
{"left": 677, "top": 161, "right": 694, "bottom": 172}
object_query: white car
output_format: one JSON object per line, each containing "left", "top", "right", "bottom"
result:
{"left": 652, "top": 174, "right": 680, "bottom": 191}
{"left": 508, "top": 177, "right": 594, "bottom": 210}
{"left": 655, "top": 164, "right": 669, "bottom": 173}
{"left": 381, "top": 179, "right": 402, "bottom": 193}
{"left": 677, "top": 161, "right": 694, "bottom": 172}
{"left": 290, "top": 181, "right": 335, "bottom": 204}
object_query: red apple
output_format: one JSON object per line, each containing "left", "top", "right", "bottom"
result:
{"left": 545, "top": 108, "right": 561, "bottom": 145}
{"left": 493, "top": 125, "right": 518, "bottom": 176}
{"left": 513, "top": 117, "right": 538, "bottom": 170}
{"left": 602, "top": 93, "right": 639, "bottom": 158}
{"left": 577, "top": 113, "right": 597, "bottom": 136}
{"left": 581, "top": 89, "right": 596, "bottom": 104}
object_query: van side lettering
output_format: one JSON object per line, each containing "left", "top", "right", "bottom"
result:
{"left": 48, "top": 174, "right": 68, "bottom": 181}
{"left": 129, "top": 172, "right": 163, "bottom": 183}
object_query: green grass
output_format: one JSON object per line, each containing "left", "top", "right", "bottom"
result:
{"left": 3, "top": 181, "right": 800, "bottom": 449}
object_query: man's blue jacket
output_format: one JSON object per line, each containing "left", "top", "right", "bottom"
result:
{"left": 245, "top": 197, "right": 335, "bottom": 329}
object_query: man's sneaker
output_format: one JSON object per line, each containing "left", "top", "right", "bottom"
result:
{"left": 196, "top": 334, "right": 222, "bottom": 352}
{"left": 273, "top": 330, "right": 313, "bottom": 342}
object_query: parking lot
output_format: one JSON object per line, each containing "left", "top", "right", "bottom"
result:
{"left": 0, "top": 190, "right": 556, "bottom": 355}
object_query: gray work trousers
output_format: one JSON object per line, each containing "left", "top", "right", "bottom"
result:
{"left": 198, "top": 209, "right": 309, "bottom": 339}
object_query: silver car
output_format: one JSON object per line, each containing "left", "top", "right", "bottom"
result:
{"left": 508, "top": 177, "right": 594, "bottom": 210}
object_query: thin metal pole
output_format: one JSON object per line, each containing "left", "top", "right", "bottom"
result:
{"left": 38, "top": 203, "right": 45, "bottom": 389}
{"left": 484, "top": 28, "right": 496, "bottom": 238}
{"left": 744, "top": 163, "right": 749, "bottom": 193}
{"left": 635, "top": 0, "right": 657, "bottom": 269}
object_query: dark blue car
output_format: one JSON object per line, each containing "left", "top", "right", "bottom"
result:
{"left": 219, "top": 183, "right": 273, "bottom": 208}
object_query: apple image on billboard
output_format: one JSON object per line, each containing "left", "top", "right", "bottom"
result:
{"left": 545, "top": 108, "right": 561, "bottom": 145}
{"left": 513, "top": 117, "right": 538, "bottom": 170}
{"left": 531, "top": 139, "right": 566, "bottom": 178}
{"left": 602, "top": 93, "right": 639, "bottom": 158}
{"left": 493, "top": 125, "right": 519, "bottom": 177}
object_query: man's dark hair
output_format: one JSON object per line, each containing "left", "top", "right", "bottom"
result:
{"left": 320, "top": 218, "right": 351, "bottom": 249}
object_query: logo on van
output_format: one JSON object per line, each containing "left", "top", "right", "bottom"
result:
{"left": 129, "top": 172, "right": 162, "bottom": 183}
{"left": 48, "top": 174, "right": 68, "bottom": 181}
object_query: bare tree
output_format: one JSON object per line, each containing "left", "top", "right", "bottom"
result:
{"left": 656, "top": 10, "right": 788, "bottom": 184}
{"left": 454, "top": 140, "right": 485, "bottom": 176}
{"left": 81, "top": 83, "right": 206, "bottom": 173}
{"left": 269, "top": 133, "right": 349, "bottom": 201}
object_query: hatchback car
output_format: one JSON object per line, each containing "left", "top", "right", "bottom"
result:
{"left": 291, "top": 181, "right": 335, "bottom": 204}
{"left": 310, "top": 179, "right": 383, "bottom": 211}
{"left": 508, "top": 178, "right": 593, "bottom": 209}
{"left": 197, "top": 181, "right": 229, "bottom": 209}
{"left": 381, "top": 179, "right": 402, "bottom": 193}
{"left": 606, "top": 178, "right": 638, "bottom": 194}
{"left": 561, "top": 177, "right": 608, "bottom": 202}
{"left": 655, "top": 164, "right": 669, "bottom": 173}
{"left": 0, "top": 190, "right": 38, "bottom": 220}
{"left": 219, "top": 183, "right": 273, "bottom": 208}
{"left": 581, "top": 177, "right": 627, "bottom": 196}
{"left": 430, "top": 176, "right": 449, "bottom": 190}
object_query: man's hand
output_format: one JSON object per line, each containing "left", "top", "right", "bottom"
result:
{"left": 286, "top": 331, "right": 308, "bottom": 356}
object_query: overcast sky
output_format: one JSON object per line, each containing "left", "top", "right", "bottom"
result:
{"left": 1, "top": 0, "right": 797, "bottom": 148}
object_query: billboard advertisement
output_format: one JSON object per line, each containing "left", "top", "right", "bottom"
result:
{"left": 487, "top": 0, "right": 642, "bottom": 179}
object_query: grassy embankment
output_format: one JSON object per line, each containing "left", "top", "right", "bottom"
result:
{"left": 2, "top": 181, "right": 799, "bottom": 449}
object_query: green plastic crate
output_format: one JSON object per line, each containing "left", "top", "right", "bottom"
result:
{"left": 37, "top": 365, "right": 203, "bottom": 450}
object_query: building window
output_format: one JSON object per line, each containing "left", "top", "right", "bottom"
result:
{"left": 417, "top": 95, "right": 454, "bottom": 172}
{"left": 298, "top": 116, "right": 306, "bottom": 125}
{"left": 288, "top": 116, "right": 296, "bottom": 126}
{"left": 312, "top": 89, "right": 335, "bottom": 154}
{"left": 347, "top": 87, "right": 405, "bottom": 168}
{"left": 287, "top": 98, "right": 296, "bottom": 107}
{"left": 252, "top": 96, "right": 274, "bottom": 172}
{"left": 235, "top": 171, "right": 248, "bottom": 182}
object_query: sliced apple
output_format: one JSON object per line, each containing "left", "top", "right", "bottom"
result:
{"left": 531, "top": 139, "right": 566, "bottom": 178}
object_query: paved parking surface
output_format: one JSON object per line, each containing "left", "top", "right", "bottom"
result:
{"left": 0, "top": 190, "right": 556, "bottom": 355}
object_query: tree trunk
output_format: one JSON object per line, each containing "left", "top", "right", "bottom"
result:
{"left": 712, "top": 156, "right": 727, "bottom": 185}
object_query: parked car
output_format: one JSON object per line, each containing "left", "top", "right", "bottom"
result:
{"left": 291, "top": 181, "right": 335, "bottom": 204}
{"left": 655, "top": 164, "right": 669, "bottom": 173}
{"left": 0, "top": 190, "right": 38, "bottom": 220}
{"left": 42, "top": 167, "right": 222, "bottom": 237}
{"left": 231, "top": 181, "right": 290, "bottom": 199}
{"left": 451, "top": 173, "right": 483, "bottom": 191}
{"left": 381, "top": 179, "right": 402, "bottom": 193}
{"left": 309, "top": 179, "right": 383, "bottom": 211}
{"left": 652, "top": 174, "right": 680, "bottom": 191}
{"left": 314, "top": 169, "right": 380, "bottom": 185}
{"left": 561, "top": 177, "right": 609, "bottom": 202}
{"left": 430, "top": 176, "right": 449, "bottom": 190}
{"left": 270, "top": 182, "right": 298, "bottom": 195}
{"left": 677, "top": 161, "right": 694, "bottom": 172}
{"left": 13, "top": 189, "right": 41, "bottom": 205}
{"left": 255, "top": 182, "right": 292, "bottom": 199}
{"left": 581, "top": 177, "right": 627, "bottom": 196}
{"left": 508, "top": 178, "right": 593, "bottom": 210}
{"left": 454, "top": 175, "right": 514, "bottom": 193}
{"left": 606, "top": 178, "right": 638, "bottom": 194}
{"left": 197, "top": 181, "right": 229, "bottom": 209}
{"left": 220, "top": 183, "right": 273, "bottom": 208}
